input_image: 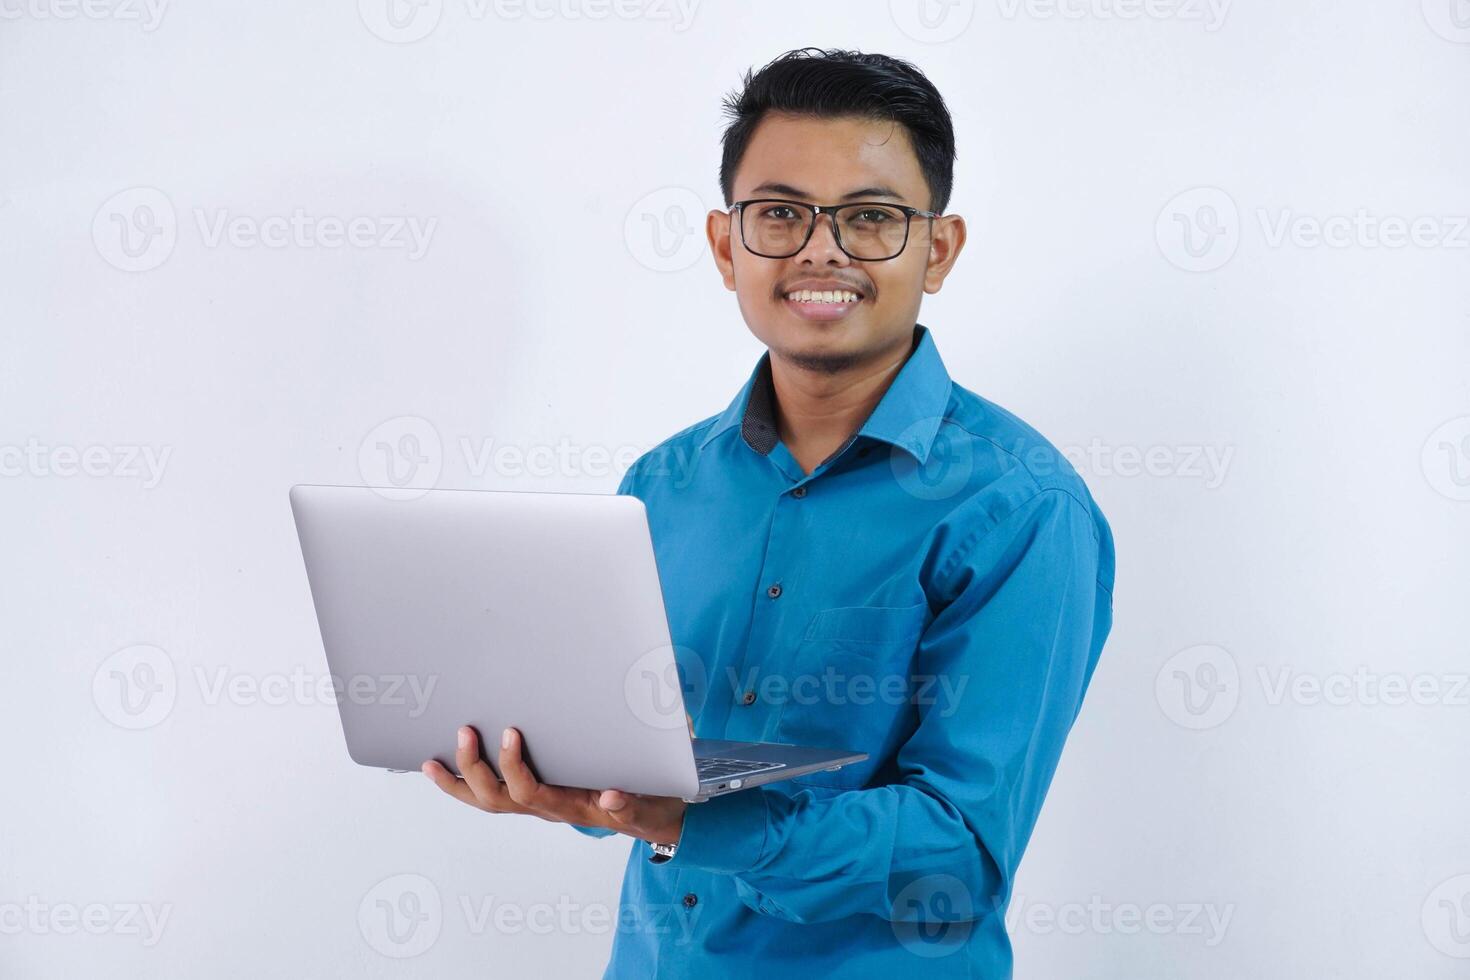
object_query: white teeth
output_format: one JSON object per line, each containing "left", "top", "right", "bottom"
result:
{"left": 786, "top": 289, "right": 860, "bottom": 303}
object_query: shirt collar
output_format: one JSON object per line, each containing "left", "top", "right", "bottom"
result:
{"left": 697, "top": 323, "right": 954, "bottom": 466}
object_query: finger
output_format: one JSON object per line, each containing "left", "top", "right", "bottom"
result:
{"left": 594, "top": 790, "right": 660, "bottom": 842}
{"left": 421, "top": 759, "right": 479, "bottom": 808}
{"left": 597, "top": 789, "right": 654, "bottom": 831}
{"left": 499, "top": 726, "right": 548, "bottom": 810}
{"left": 499, "top": 727, "right": 598, "bottom": 822}
{"left": 599, "top": 789, "right": 632, "bottom": 817}
{"left": 456, "top": 725, "right": 520, "bottom": 812}
{"left": 598, "top": 790, "right": 686, "bottom": 845}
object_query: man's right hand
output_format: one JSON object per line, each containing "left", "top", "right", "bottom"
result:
{"left": 418, "top": 722, "right": 694, "bottom": 847}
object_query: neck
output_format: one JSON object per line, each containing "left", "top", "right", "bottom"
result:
{"left": 768, "top": 329, "right": 916, "bottom": 474}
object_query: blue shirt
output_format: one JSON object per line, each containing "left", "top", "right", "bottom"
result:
{"left": 575, "top": 323, "right": 1115, "bottom": 978}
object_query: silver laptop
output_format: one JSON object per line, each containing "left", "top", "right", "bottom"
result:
{"left": 288, "top": 484, "right": 866, "bottom": 803}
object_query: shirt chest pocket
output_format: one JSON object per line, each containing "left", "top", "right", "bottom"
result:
{"left": 774, "top": 601, "right": 930, "bottom": 789}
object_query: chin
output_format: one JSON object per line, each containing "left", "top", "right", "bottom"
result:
{"left": 772, "top": 327, "right": 874, "bottom": 374}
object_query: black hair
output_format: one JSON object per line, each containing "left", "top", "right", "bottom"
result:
{"left": 718, "top": 47, "right": 957, "bottom": 214}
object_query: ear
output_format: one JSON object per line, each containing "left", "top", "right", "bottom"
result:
{"left": 922, "top": 213, "right": 967, "bottom": 294}
{"left": 707, "top": 208, "right": 736, "bottom": 291}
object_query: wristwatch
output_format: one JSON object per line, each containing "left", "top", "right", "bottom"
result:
{"left": 648, "top": 840, "right": 678, "bottom": 864}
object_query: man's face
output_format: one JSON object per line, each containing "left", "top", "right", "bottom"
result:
{"left": 708, "top": 112, "right": 965, "bottom": 374}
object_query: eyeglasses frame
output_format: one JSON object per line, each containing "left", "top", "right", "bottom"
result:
{"left": 730, "top": 197, "right": 941, "bottom": 262}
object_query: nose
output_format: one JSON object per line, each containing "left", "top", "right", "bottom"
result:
{"left": 792, "top": 210, "right": 851, "bottom": 266}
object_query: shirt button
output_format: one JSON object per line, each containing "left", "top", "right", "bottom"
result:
{"left": 766, "top": 583, "right": 782, "bottom": 599}
{"left": 792, "top": 485, "right": 807, "bottom": 498}
{"left": 683, "top": 893, "right": 698, "bottom": 909}
{"left": 741, "top": 690, "right": 756, "bottom": 706}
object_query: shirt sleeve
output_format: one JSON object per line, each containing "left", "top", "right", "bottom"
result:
{"left": 656, "top": 487, "right": 1113, "bottom": 925}
{"left": 568, "top": 822, "right": 618, "bottom": 839}
{"left": 568, "top": 461, "right": 643, "bottom": 841}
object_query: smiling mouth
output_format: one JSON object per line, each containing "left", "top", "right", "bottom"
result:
{"left": 781, "top": 287, "right": 866, "bottom": 321}
{"left": 783, "top": 288, "right": 864, "bottom": 304}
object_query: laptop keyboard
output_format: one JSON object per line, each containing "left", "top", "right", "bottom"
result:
{"left": 696, "top": 757, "right": 785, "bottom": 781}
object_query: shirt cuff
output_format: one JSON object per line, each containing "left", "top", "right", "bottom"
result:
{"left": 655, "top": 787, "right": 770, "bottom": 872}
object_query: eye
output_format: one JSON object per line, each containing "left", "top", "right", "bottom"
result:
{"left": 758, "top": 204, "right": 801, "bottom": 220}
{"left": 853, "top": 208, "right": 896, "bottom": 223}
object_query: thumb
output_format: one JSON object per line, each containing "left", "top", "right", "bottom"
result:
{"left": 598, "top": 789, "right": 633, "bottom": 816}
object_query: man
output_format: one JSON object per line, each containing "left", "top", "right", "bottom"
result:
{"left": 421, "top": 47, "right": 1116, "bottom": 978}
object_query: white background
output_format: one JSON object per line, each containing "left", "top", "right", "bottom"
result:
{"left": 3, "top": 0, "right": 1468, "bottom": 976}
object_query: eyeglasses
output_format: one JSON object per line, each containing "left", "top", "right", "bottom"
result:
{"left": 731, "top": 198, "right": 940, "bottom": 262}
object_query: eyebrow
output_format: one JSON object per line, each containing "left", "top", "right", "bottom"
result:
{"left": 748, "top": 182, "right": 907, "bottom": 203}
